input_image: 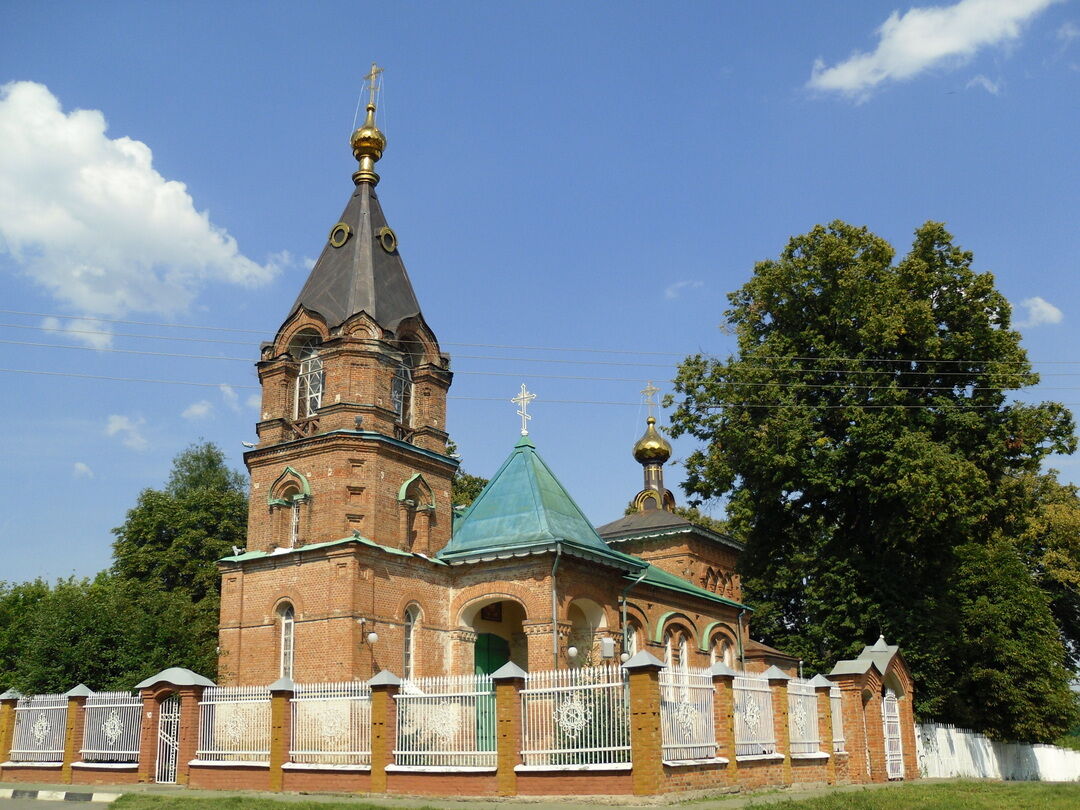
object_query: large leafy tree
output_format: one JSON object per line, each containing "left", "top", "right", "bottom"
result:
{"left": 668, "top": 221, "right": 1078, "bottom": 741}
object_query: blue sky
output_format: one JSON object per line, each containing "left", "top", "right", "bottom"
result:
{"left": 2, "top": 1, "right": 1079, "bottom": 584}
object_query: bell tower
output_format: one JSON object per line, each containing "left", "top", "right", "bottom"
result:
{"left": 244, "top": 65, "right": 456, "bottom": 556}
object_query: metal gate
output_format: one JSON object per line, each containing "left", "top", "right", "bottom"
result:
{"left": 882, "top": 688, "right": 904, "bottom": 780}
{"left": 155, "top": 694, "right": 181, "bottom": 783}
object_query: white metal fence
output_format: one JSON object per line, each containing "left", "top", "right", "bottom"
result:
{"left": 733, "top": 675, "right": 776, "bottom": 757}
{"left": 10, "top": 694, "right": 68, "bottom": 763}
{"left": 196, "top": 685, "right": 271, "bottom": 763}
{"left": 290, "top": 681, "right": 371, "bottom": 766}
{"left": 787, "top": 679, "right": 820, "bottom": 756}
{"left": 80, "top": 691, "right": 142, "bottom": 763}
{"left": 659, "top": 666, "right": 716, "bottom": 761}
{"left": 917, "top": 722, "right": 1080, "bottom": 782}
{"left": 520, "top": 664, "right": 630, "bottom": 767}
{"left": 394, "top": 674, "right": 496, "bottom": 768}
{"left": 830, "top": 686, "right": 846, "bottom": 753}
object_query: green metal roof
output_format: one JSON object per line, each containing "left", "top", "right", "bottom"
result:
{"left": 437, "top": 435, "right": 640, "bottom": 570}
{"left": 219, "top": 534, "right": 446, "bottom": 565}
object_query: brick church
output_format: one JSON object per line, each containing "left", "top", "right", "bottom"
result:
{"left": 215, "top": 84, "right": 798, "bottom": 687}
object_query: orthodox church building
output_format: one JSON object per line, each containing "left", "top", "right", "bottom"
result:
{"left": 216, "top": 86, "right": 796, "bottom": 687}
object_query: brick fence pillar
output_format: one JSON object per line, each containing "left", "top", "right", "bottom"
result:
{"left": 268, "top": 677, "right": 294, "bottom": 791}
{"left": 864, "top": 689, "right": 886, "bottom": 783}
{"left": 809, "top": 675, "right": 835, "bottom": 784}
{"left": 368, "top": 670, "right": 400, "bottom": 794}
{"left": 62, "top": 684, "right": 93, "bottom": 784}
{"left": 175, "top": 685, "right": 205, "bottom": 786}
{"left": 0, "top": 689, "right": 21, "bottom": 775}
{"left": 491, "top": 662, "right": 526, "bottom": 797}
{"left": 763, "top": 666, "right": 791, "bottom": 786}
{"left": 624, "top": 651, "right": 666, "bottom": 796}
{"left": 709, "top": 662, "right": 737, "bottom": 785}
{"left": 828, "top": 675, "right": 868, "bottom": 783}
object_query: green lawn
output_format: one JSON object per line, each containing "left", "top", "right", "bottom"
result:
{"left": 742, "top": 780, "right": 1080, "bottom": 810}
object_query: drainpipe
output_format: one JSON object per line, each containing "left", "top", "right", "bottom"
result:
{"left": 551, "top": 542, "right": 563, "bottom": 668}
{"left": 736, "top": 609, "right": 747, "bottom": 671}
{"left": 619, "top": 567, "right": 648, "bottom": 655}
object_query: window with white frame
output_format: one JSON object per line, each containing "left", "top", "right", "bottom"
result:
{"left": 293, "top": 335, "right": 324, "bottom": 419}
{"left": 279, "top": 604, "right": 295, "bottom": 679}
{"left": 402, "top": 605, "right": 419, "bottom": 679}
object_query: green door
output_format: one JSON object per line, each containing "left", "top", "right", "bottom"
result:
{"left": 474, "top": 632, "right": 510, "bottom": 675}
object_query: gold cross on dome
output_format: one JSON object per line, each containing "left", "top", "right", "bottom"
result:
{"left": 364, "top": 63, "right": 383, "bottom": 106}
{"left": 641, "top": 381, "right": 660, "bottom": 419}
{"left": 512, "top": 383, "right": 536, "bottom": 436}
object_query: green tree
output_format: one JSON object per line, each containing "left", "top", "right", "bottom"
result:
{"left": 0, "top": 579, "right": 50, "bottom": 691}
{"left": 668, "top": 220, "right": 1077, "bottom": 741}
{"left": 447, "top": 440, "right": 488, "bottom": 508}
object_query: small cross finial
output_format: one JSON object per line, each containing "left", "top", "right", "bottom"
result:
{"left": 364, "top": 63, "right": 383, "bottom": 107}
{"left": 512, "top": 383, "right": 536, "bottom": 436}
{"left": 641, "top": 381, "right": 660, "bottom": 419}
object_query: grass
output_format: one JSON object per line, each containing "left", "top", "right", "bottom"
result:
{"left": 742, "top": 780, "right": 1080, "bottom": 810}
{"left": 111, "top": 797, "right": 439, "bottom": 810}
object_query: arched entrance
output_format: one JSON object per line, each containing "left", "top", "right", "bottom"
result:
{"left": 155, "top": 693, "right": 181, "bottom": 784}
{"left": 460, "top": 597, "right": 527, "bottom": 673}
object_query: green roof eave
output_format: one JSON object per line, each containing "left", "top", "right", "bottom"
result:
{"left": 438, "top": 536, "right": 644, "bottom": 571}
{"left": 219, "top": 535, "right": 448, "bottom": 566}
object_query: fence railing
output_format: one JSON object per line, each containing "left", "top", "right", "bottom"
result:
{"left": 733, "top": 675, "right": 776, "bottom": 757}
{"left": 520, "top": 664, "right": 630, "bottom": 768}
{"left": 787, "top": 679, "right": 820, "bottom": 756}
{"left": 394, "top": 674, "right": 495, "bottom": 768}
{"left": 830, "top": 686, "right": 846, "bottom": 753}
{"left": 196, "top": 685, "right": 272, "bottom": 763}
{"left": 659, "top": 666, "right": 716, "bottom": 761}
{"left": 290, "top": 681, "right": 371, "bottom": 766}
{"left": 10, "top": 694, "right": 68, "bottom": 763}
{"left": 80, "top": 691, "right": 142, "bottom": 763}
{"left": 917, "top": 722, "right": 1080, "bottom": 782}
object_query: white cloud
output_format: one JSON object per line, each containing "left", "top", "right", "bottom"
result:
{"left": 0, "top": 81, "right": 280, "bottom": 317}
{"left": 245, "top": 393, "right": 262, "bottom": 410}
{"left": 182, "top": 400, "right": 213, "bottom": 420}
{"left": 1059, "top": 21, "right": 1080, "bottom": 41}
{"left": 966, "top": 74, "right": 1001, "bottom": 94}
{"left": 72, "top": 461, "right": 94, "bottom": 479}
{"left": 41, "top": 316, "right": 114, "bottom": 349}
{"left": 808, "top": 0, "right": 1059, "bottom": 98}
{"left": 105, "top": 414, "right": 148, "bottom": 451}
{"left": 219, "top": 383, "right": 241, "bottom": 412}
{"left": 665, "top": 280, "right": 704, "bottom": 300}
{"left": 1016, "top": 296, "right": 1064, "bottom": 327}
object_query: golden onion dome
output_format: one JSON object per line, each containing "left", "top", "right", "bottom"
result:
{"left": 633, "top": 416, "right": 672, "bottom": 464}
{"left": 350, "top": 103, "right": 386, "bottom": 162}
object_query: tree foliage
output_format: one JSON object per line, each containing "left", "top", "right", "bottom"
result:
{"left": 447, "top": 440, "right": 488, "bottom": 508}
{"left": 668, "top": 220, "right": 1078, "bottom": 741}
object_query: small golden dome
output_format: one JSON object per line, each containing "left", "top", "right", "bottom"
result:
{"left": 350, "top": 104, "right": 386, "bottom": 162}
{"left": 633, "top": 416, "right": 672, "bottom": 464}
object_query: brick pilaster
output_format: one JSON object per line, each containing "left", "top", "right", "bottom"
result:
{"left": 368, "top": 670, "right": 400, "bottom": 793}
{"left": 709, "top": 663, "right": 737, "bottom": 784}
{"left": 491, "top": 662, "right": 526, "bottom": 796}
{"left": 0, "top": 691, "right": 20, "bottom": 775}
{"left": 62, "top": 685, "right": 92, "bottom": 783}
{"left": 269, "top": 678, "right": 294, "bottom": 791}
{"left": 175, "top": 685, "right": 205, "bottom": 786}
{"left": 810, "top": 676, "right": 835, "bottom": 784}
{"left": 764, "top": 667, "right": 791, "bottom": 785}
{"left": 864, "top": 690, "right": 886, "bottom": 783}
{"left": 624, "top": 651, "right": 666, "bottom": 796}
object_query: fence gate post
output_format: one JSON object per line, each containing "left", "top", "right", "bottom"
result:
{"left": 175, "top": 685, "right": 205, "bottom": 786}
{"left": 62, "top": 684, "right": 93, "bottom": 784}
{"left": 268, "top": 677, "right": 294, "bottom": 792}
{"left": 809, "top": 675, "right": 835, "bottom": 784}
{"left": 367, "top": 670, "right": 400, "bottom": 794}
{"left": 763, "top": 666, "right": 792, "bottom": 786}
{"left": 0, "top": 690, "right": 21, "bottom": 776}
{"left": 709, "top": 663, "right": 737, "bottom": 785}
{"left": 623, "top": 651, "right": 666, "bottom": 796}
{"left": 491, "top": 662, "right": 526, "bottom": 796}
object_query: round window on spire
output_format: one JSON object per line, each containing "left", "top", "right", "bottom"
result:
{"left": 328, "top": 222, "right": 352, "bottom": 248}
{"left": 376, "top": 226, "right": 397, "bottom": 253}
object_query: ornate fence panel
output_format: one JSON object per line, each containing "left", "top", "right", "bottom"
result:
{"left": 394, "top": 674, "right": 495, "bottom": 768}
{"left": 659, "top": 666, "right": 716, "bottom": 761}
{"left": 196, "top": 685, "right": 271, "bottom": 763}
{"left": 290, "top": 681, "right": 371, "bottom": 766}
{"left": 520, "top": 664, "right": 630, "bottom": 767}
{"left": 830, "top": 686, "right": 846, "bottom": 754}
{"left": 787, "top": 679, "right": 820, "bottom": 755}
{"left": 81, "top": 691, "right": 142, "bottom": 763}
{"left": 733, "top": 675, "right": 776, "bottom": 757}
{"left": 10, "top": 694, "right": 67, "bottom": 763}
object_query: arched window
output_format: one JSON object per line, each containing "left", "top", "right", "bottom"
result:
{"left": 679, "top": 635, "right": 690, "bottom": 672}
{"left": 292, "top": 334, "right": 324, "bottom": 418}
{"left": 663, "top": 631, "right": 674, "bottom": 668}
{"left": 279, "top": 604, "right": 295, "bottom": 679}
{"left": 391, "top": 362, "right": 413, "bottom": 426}
{"left": 403, "top": 605, "right": 420, "bottom": 679}
{"left": 280, "top": 486, "right": 301, "bottom": 548}
{"left": 711, "top": 636, "right": 734, "bottom": 667}
{"left": 624, "top": 622, "right": 640, "bottom": 658}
